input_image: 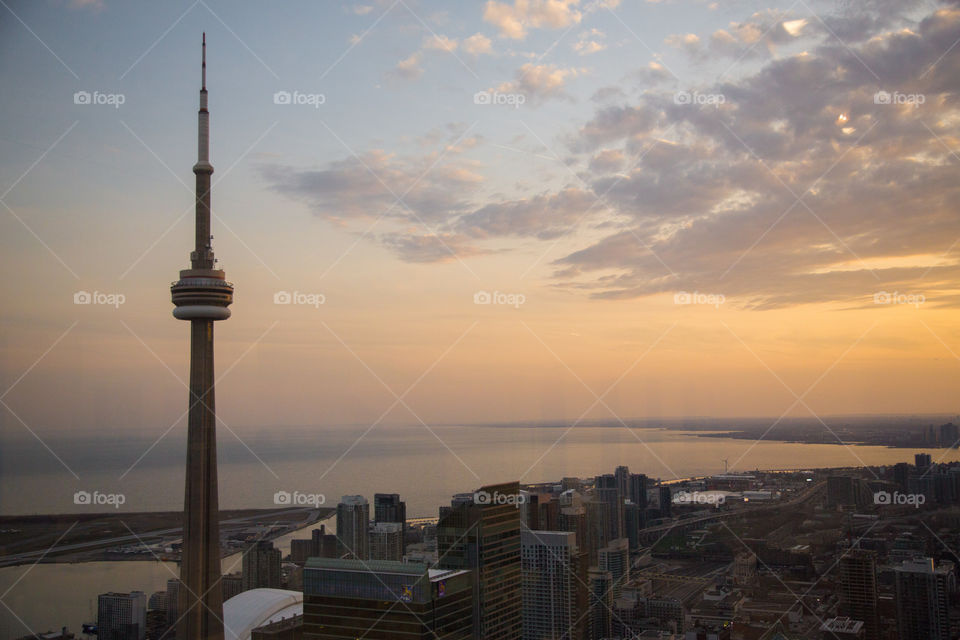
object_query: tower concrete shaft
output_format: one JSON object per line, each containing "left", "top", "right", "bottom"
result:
{"left": 171, "top": 33, "right": 233, "bottom": 640}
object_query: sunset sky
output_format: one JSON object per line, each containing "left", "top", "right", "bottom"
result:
{"left": 2, "top": 0, "right": 960, "bottom": 441}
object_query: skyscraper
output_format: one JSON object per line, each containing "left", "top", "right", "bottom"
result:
{"left": 220, "top": 573, "right": 242, "bottom": 601}
{"left": 520, "top": 530, "right": 588, "bottom": 640}
{"left": 838, "top": 549, "right": 879, "bottom": 639}
{"left": 436, "top": 482, "right": 523, "bottom": 640}
{"left": 658, "top": 485, "right": 672, "bottom": 517}
{"left": 170, "top": 34, "right": 233, "bottom": 640}
{"left": 894, "top": 462, "right": 911, "bottom": 491}
{"left": 939, "top": 422, "right": 959, "bottom": 448}
{"left": 164, "top": 579, "right": 179, "bottom": 627}
{"left": 374, "top": 493, "right": 407, "bottom": 553}
{"left": 895, "top": 557, "right": 953, "bottom": 640}
{"left": 628, "top": 473, "right": 648, "bottom": 510}
{"left": 288, "top": 525, "right": 338, "bottom": 563}
{"left": 587, "top": 569, "right": 613, "bottom": 640}
{"left": 623, "top": 501, "right": 642, "bottom": 550}
{"left": 598, "top": 537, "right": 630, "bottom": 599}
{"left": 827, "top": 475, "right": 871, "bottom": 508}
{"left": 594, "top": 474, "right": 624, "bottom": 542}
{"left": 302, "top": 558, "right": 473, "bottom": 639}
{"left": 614, "top": 465, "right": 630, "bottom": 505}
{"left": 369, "top": 521, "right": 404, "bottom": 561}
{"left": 336, "top": 495, "right": 370, "bottom": 560}
{"left": 242, "top": 540, "right": 281, "bottom": 591}
{"left": 97, "top": 591, "right": 146, "bottom": 640}
{"left": 582, "top": 498, "right": 610, "bottom": 563}
{"left": 374, "top": 493, "right": 407, "bottom": 524}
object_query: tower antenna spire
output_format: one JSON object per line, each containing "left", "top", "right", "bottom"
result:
{"left": 202, "top": 32, "right": 206, "bottom": 90}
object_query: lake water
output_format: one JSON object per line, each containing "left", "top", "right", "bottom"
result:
{"left": 1, "top": 424, "right": 956, "bottom": 637}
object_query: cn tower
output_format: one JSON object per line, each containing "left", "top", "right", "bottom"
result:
{"left": 170, "top": 33, "right": 232, "bottom": 639}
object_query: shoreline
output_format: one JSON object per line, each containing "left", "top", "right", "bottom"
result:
{"left": 0, "top": 507, "right": 333, "bottom": 568}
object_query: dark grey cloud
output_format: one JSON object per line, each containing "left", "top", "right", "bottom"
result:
{"left": 263, "top": 2, "right": 960, "bottom": 295}
{"left": 261, "top": 147, "right": 482, "bottom": 226}
{"left": 456, "top": 188, "right": 596, "bottom": 240}
{"left": 555, "top": 4, "right": 960, "bottom": 307}
{"left": 379, "top": 232, "right": 488, "bottom": 263}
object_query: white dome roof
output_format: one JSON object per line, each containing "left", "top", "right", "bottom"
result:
{"left": 223, "top": 588, "right": 303, "bottom": 640}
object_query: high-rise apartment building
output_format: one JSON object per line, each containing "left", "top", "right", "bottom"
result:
{"left": 587, "top": 569, "right": 613, "bottom": 640}
{"left": 598, "top": 537, "right": 630, "bottom": 599}
{"left": 628, "top": 473, "right": 648, "bottom": 510}
{"left": 583, "top": 498, "right": 610, "bottom": 563}
{"left": 242, "top": 541, "right": 281, "bottom": 591}
{"left": 895, "top": 557, "right": 953, "bottom": 640}
{"left": 369, "top": 521, "right": 404, "bottom": 561}
{"left": 221, "top": 573, "right": 243, "bottom": 601}
{"left": 97, "top": 591, "right": 146, "bottom": 640}
{"left": 164, "top": 579, "right": 179, "bottom": 627}
{"left": 594, "top": 474, "right": 624, "bottom": 542}
{"left": 374, "top": 493, "right": 407, "bottom": 524}
{"left": 520, "top": 530, "right": 588, "bottom": 640}
{"left": 838, "top": 549, "right": 879, "bottom": 639}
{"left": 614, "top": 466, "right": 630, "bottom": 506}
{"left": 336, "top": 495, "right": 370, "bottom": 560}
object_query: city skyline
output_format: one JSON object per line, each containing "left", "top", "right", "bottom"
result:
{"left": 3, "top": 1, "right": 960, "bottom": 441}
{"left": 4, "top": 2, "right": 960, "bottom": 637}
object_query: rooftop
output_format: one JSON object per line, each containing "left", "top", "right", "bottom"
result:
{"left": 223, "top": 589, "right": 302, "bottom": 640}
{"left": 305, "top": 557, "right": 469, "bottom": 582}
{"left": 819, "top": 617, "right": 865, "bottom": 632}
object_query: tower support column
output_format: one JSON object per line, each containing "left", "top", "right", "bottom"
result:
{"left": 177, "top": 318, "right": 223, "bottom": 639}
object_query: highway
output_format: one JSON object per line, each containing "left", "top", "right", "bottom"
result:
{"left": 638, "top": 481, "right": 825, "bottom": 538}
